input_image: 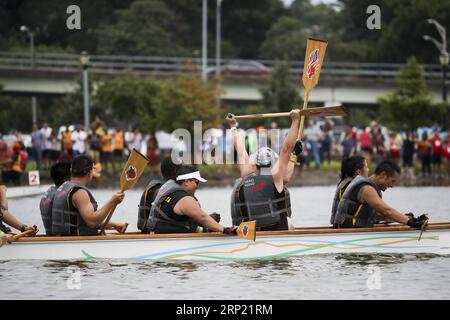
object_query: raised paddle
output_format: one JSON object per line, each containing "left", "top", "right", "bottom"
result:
{"left": 298, "top": 38, "right": 328, "bottom": 140}
{"left": 232, "top": 105, "right": 347, "bottom": 120}
{"left": 100, "top": 148, "right": 149, "bottom": 235}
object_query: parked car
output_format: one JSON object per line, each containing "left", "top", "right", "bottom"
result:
{"left": 207, "top": 60, "right": 272, "bottom": 77}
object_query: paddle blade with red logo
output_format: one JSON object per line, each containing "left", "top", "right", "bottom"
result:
{"left": 237, "top": 221, "right": 256, "bottom": 242}
{"left": 302, "top": 38, "right": 328, "bottom": 92}
{"left": 119, "top": 148, "right": 149, "bottom": 192}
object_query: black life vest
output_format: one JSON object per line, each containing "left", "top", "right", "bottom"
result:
{"left": 51, "top": 181, "right": 99, "bottom": 236}
{"left": 147, "top": 180, "right": 199, "bottom": 234}
{"left": 334, "top": 176, "right": 382, "bottom": 228}
{"left": 40, "top": 185, "right": 57, "bottom": 236}
{"left": 330, "top": 177, "right": 352, "bottom": 225}
{"left": 231, "top": 173, "right": 291, "bottom": 228}
{"left": 137, "top": 179, "right": 163, "bottom": 232}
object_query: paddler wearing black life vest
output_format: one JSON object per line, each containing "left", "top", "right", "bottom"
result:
{"left": 40, "top": 161, "right": 71, "bottom": 236}
{"left": 330, "top": 155, "right": 369, "bottom": 225}
{"left": 333, "top": 160, "right": 427, "bottom": 229}
{"left": 226, "top": 109, "right": 302, "bottom": 231}
{"left": 51, "top": 155, "right": 128, "bottom": 236}
{"left": 146, "top": 165, "right": 235, "bottom": 235}
{"left": 1, "top": 185, "right": 38, "bottom": 245}
{"left": 137, "top": 156, "right": 182, "bottom": 233}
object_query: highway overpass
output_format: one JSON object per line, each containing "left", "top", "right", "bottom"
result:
{"left": 0, "top": 51, "right": 446, "bottom": 105}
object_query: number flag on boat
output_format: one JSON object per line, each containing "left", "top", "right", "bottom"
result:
{"left": 237, "top": 221, "right": 256, "bottom": 241}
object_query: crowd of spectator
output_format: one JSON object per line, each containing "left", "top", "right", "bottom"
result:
{"left": 1, "top": 117, "right": 449, "bottom": 186}
{"left": 0, "top": 118, "right": 161, "bottom": 185}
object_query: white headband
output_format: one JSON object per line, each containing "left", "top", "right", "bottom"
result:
{"left": 176, "top": 171, "right": 207, "bottom": 183}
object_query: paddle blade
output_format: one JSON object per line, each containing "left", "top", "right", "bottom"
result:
{"left": 300, "top": 105, "right": 347, "bottom": 118}
{"left": 237, "top": 221, "right": 256, "bottom": 241}
{"left": 120, "top": 148, "right": 149, "bottom": 191}
{"left": 302, "top": 38, "right": 328, "bottom": 92}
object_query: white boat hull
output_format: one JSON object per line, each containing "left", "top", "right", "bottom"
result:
{"left": 2, "top": 224, "right": 450, "bottom": 261}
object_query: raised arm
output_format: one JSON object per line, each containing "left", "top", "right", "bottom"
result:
{"left": 226, "top": 114, "right": 253, "bottom": 178}
{"left": 272, "top": 110, "right": 300, "bottom": 192}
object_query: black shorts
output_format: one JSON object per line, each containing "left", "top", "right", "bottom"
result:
{"left": 101, "top": 152, "right": 113, "bottom": 162}
{"left": 403, "top": 157, "right": 413, "bottom": 167}
{"left": 432, "top": 154, "right": 442, "bottom": 164}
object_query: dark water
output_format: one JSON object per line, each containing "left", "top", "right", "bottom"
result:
{"left": 1, "top": 186, "right": 450, "bottom": 299}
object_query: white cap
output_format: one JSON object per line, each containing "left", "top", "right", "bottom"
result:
{"left": 176, "top": 171, "right": 207, "bottom": 183}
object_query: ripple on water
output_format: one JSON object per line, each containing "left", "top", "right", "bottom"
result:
{"left": 3, "top": 186, "right": 450, "bottom": 299}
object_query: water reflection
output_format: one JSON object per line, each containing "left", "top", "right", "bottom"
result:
{"left": 333, "top": 253, "right": 442, "bottom": 266}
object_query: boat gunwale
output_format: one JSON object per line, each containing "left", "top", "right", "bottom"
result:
{"left": 13, "top": 222, "right": 450, "bottom": 243}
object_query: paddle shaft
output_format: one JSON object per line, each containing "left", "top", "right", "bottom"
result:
{"left": 13, "top": 228, "right": 34, "bottom": 240}
{"left": 298, "top": 90, "right": 310, "bottom": 140}
{"left": 100, "top": 189, "right": 123, "bottom": 235}
{"left": 232, "top": 105, "right": 346, "bottom": 120}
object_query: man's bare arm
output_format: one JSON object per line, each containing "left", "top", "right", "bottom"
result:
{"left": 227, "top": 115, "right": 253, "bottom": 177}
{"left": 272, "top": 110, "right": 300, "bottom": 191}
{"left": 174, "top": 197, "right": 224, "bottom": 232}
{"left": 73, "top": 190, "right": 124, "bottom": 228}
{"left": 359, "top": 186, "right": 409, "bottom": 225}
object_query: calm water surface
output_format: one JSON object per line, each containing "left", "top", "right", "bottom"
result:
{"left": 1, "top": 186, "right": 450, "bottom": 299}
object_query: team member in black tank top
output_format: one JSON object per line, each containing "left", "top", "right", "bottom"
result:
{"left": 146, "top": 165, "right": 235, "bottom": 235}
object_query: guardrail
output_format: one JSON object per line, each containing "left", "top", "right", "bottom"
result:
{"left": 0, "top": 51, "right": 444, "bottom": 79}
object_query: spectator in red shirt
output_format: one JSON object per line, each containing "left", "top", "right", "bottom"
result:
{"left": 442, "top": 134, "right": 450, "bottom": 179}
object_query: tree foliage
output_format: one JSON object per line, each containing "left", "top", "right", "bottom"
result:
{"left": 377, "top": 56, "right": 446, "bottom": 131}
{"left": 154, "top": 63, "right": 219, "bottom": 134}
{"left": 1, "top": 0, "right": 449, "bottom": 62}
{"left": 260, "top": 60, "right": 302, "bottom": 113}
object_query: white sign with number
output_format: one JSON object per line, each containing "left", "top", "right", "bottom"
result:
{"left": 28, "top": 171, "right": 40, "bottom": 186}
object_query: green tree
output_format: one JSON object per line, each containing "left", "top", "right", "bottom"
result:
{"left": 0, "top": 86, "right": 32, "bottom": 133}
{"left": 259, "top": 16, "right": 306, "bottom": 60}
{"left": 154, "top": 64, "right": 219, "bottom": 134}
{"left": 95, "top": 74, "right": 160, "bottom": 130}
{"left": 221, "top": 0, "right": 286, "bottom": 59}
{"left": 377, "top": 56, "right": 445, "bottom": 131}
{"left": 96, "top": 0, "right": 189, "bottom": 56}
{"left": 260, "top": 61, "right": 302, "bottom": 113}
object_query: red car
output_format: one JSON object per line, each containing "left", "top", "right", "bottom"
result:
{"left": 208, "top": 60, "right": 272, "bottom": 77}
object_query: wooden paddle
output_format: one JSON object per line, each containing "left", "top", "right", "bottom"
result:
{"left": 100, "top": 149, "right": 149, "bottom": 235}
{"left": 237, "top": 220, "right": 256, "bottom": 241}
{"left": 232, "top": 105, "right": 347, "bottom": 120}
{"left": 0, "top": 227, "right": 36, "bottom": 247}
{"left": 298, "top": 38, "right": 328, "bottom": 140}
